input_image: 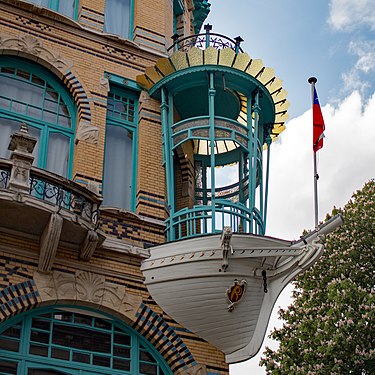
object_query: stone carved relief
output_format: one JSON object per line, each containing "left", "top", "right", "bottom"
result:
{"left": 139, "top": 90, "right": 151, "bottom": 104}
{"left": 75, "top": 120, "right": 99, "bottom": 145}
{"left": 0, "top": 33, "right": 73, "bottom": 72}
{"left": 99, "top": 77, "right": 110, "bottom": 92}
{"left": 33, "top": 271, "right": 57, "bottom": 300}
{"left": 76, "top": 271, "right": 105, "bottom": 303}
{"left": 34, "top": 270, "right": 142, "bottom": 320}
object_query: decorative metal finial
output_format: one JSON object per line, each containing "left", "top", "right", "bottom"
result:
{"left": 204, "top": 23, "right": 212, "bottom": 31}
{"left": 234, "top": 36, "right": 244, "bottom": 44}
{"left": 234, "top": 36, "right": 244, "bottom": 53}
{"left": 171, "top": 33, "right": 180, "bottom": 43}
{"left": 308, "top": 77, "right": 317, "bottom": 84}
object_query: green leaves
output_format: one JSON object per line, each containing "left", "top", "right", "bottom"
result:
{"left": 260, "top": 180, "right": 375, "bottom": 374}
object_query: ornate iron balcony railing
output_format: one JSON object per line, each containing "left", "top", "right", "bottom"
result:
{"left": 168, "top": 24, "right": 244, "bottom": 54}
{"left": 0, "top": 158, "right": 100, "bottom": 224}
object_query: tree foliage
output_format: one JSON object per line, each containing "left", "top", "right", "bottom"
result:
{"left": 260, "top": 180, "right": 375, "bottom": 374}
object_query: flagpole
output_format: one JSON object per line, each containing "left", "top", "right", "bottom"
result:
{"left": 308, "top": 76, "right": 319, "bottom": 228}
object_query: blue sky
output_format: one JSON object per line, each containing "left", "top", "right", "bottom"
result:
{"left": 206, "top": 0, "right": 375, "bottom": 118}
{"left": 206, "top": 1, "right": 375, "bottom": 374}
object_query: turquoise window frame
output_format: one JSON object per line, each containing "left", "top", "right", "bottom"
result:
{"left": 104, "top": 0, "right": 135, "bottom": 40}
{"left": 0, "top": 57, "right": 76, "bottom": 179}
{"left": 25, "top": 0, "right": 79, "bottom": 19}
{"left": 103, "top": 78, "right": 140, "bottom": 212}
{"left": 173, "top": 0, "right": 184, "bottom": 34}
{"left": 0, "top": 305, "right": 172, "bottom": 375}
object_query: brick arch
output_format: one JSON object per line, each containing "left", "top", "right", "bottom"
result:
{"left": 0, "top": 33, "right": 91, "bottom": 124}
{"left": 0, "top": 276, "right": 200, "bottom": 374}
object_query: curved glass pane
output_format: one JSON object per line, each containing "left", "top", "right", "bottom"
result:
{"left": 0, "top": 117, "right": 40, "bottom": 165}
{"left": 0, "top": 309, "right": 171, "bottom": 375}
{"left": 0, "top": 66, "right": 71, "bottom": 128}
{"left": 0, "top": 59, "right": 75, "bottom": 179}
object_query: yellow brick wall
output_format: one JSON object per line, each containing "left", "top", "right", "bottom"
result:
{"left": 0, "top": 0, "right": 229, "bottom": 372}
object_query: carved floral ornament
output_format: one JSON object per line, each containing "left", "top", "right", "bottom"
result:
{"left": 33, "top": 270, "right": 142, "bottom": 321}
{"left": 0, "top": 33, "right": 73, "bottom": 72}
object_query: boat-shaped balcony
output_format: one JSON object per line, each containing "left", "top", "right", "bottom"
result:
{"left": 137, "top": 26, "right": 344, "bottom": 365}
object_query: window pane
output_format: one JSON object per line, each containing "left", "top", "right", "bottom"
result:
{"left": 103, "top": 125, "right": 133, "bottom": 209}
{"left": 114, "top": 332, "right": 131, "bottom": 346}
{"left": 94, "top": 318, "right": 112, "bottom": 330}
{"left": 26, "top": 0, "right": 50, "bottom": 7}
{"left": 140, "top": 350, "right": 157, "bottom": 363}
{"left": 46, "top": 132, "right": 69, "bottom": 177}
{"left": 74, "top": 313, "right": 92, "bottom": 326}
{"left": 104, "top": 0, "right": 130, "bottom": 38}
{"left": 54, "top": 312, "right": 73, "bottom": 322}
{"left": 113, "top": 358, "right": 130, "bottom": 371}
{"left": 0, "top": 360, "right": 17, "bottom": 374}
{"left": 30, "top": 330, "right": 50, "bottom": 344}
{"left": 114, "top": 346, "right": 130, "bottom": 358}
{"left": 1, "top": 326, "right": 21, "bottom": 339}
{"left": 93, "top": 355, "right": 110, "bottom": 367}
{"left": 0, "top": 74, "right": 44, "bottom": 110}
{"left": 32, "top": 318, "right": 50, "bottom": 331}
{"left": 52, "top": 323, "right": 111, "bottom": 353}
{"left": 51, "top": 347, "right": 70, "bottom": 360}
{"left": 58, "top": 0, "right": 75, "bottom": 18}
{"left": 29, "top": 344, "right": 49, "bottom": 357}
{"left": 0, "top": 337, "right": 19, "bottom": 352}
{"left": 140, "top": 362, "right": 158, "bottom": 375}
{"left": 28, "top": 370, "right": 70, "bottom": 375}
{"left": 72, "top": 351, "right": 90, "bottom": 364}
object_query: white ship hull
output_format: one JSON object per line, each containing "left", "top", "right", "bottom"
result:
{"left": 141, "top": 216, "right": 343, "bottom": 363}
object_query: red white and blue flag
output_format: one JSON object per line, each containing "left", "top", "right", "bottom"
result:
{"left": 312, "top": 87, "right": 325, "bottom": 153}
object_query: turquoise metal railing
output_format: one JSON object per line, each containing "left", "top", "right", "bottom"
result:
{"left": 166, "top": 199, "right": 264, "bottom": 240}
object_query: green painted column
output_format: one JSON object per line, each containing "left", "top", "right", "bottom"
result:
{"left": 160, "top": 87, "right": 174, "bottom": 240}
{"left": 208, "top": 72, "right": 216, "bottom": 231}
{"left": 263, "top": 135, "right": 272, "bottom": 233}
{"left": 249, "top": 90, "right": 260, "bottom": 233}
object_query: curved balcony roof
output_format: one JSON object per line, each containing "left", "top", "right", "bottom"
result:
{"left": 136, "top": 46, "right": 289, "bottom": 143}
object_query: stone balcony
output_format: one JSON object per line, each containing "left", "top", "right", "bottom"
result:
{"left": 0, "top": 125, "right": 104, "bottom": 273}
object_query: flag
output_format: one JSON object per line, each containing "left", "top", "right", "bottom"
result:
{"left": 312, "top": 87, "right": 325, "bottom": 152}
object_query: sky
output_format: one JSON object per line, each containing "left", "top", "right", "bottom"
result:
{"left": 206, "top": 1, "right": 375, "bottom": 374}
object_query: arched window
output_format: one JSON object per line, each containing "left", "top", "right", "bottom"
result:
{"left": 0, "top": 57, "right": 76, "bottom": 178}
{"left": 103, "top": 85, "right": 138, "bottom": 210}
{"left": 0, "top": 307, "right": 171, "bottom": 375}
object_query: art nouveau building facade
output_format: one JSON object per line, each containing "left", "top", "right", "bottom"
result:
{"left": 0, "top": 0, "right": 226, "bottom": 374}
{"left": 0, "top": 0, "right": 344, "bottom": 374}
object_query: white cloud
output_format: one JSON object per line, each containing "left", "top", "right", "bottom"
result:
{"left": 342, "top": 41, "right": 375, "bottom": 94}
{"left": 231, "top": 91, "right": 375, "bottom": 374}
{"left": 267, "top": 90, "right": 375, "bottom": 240}
{"left": 328, "top": 0, "right": 375, "bottom": 31}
